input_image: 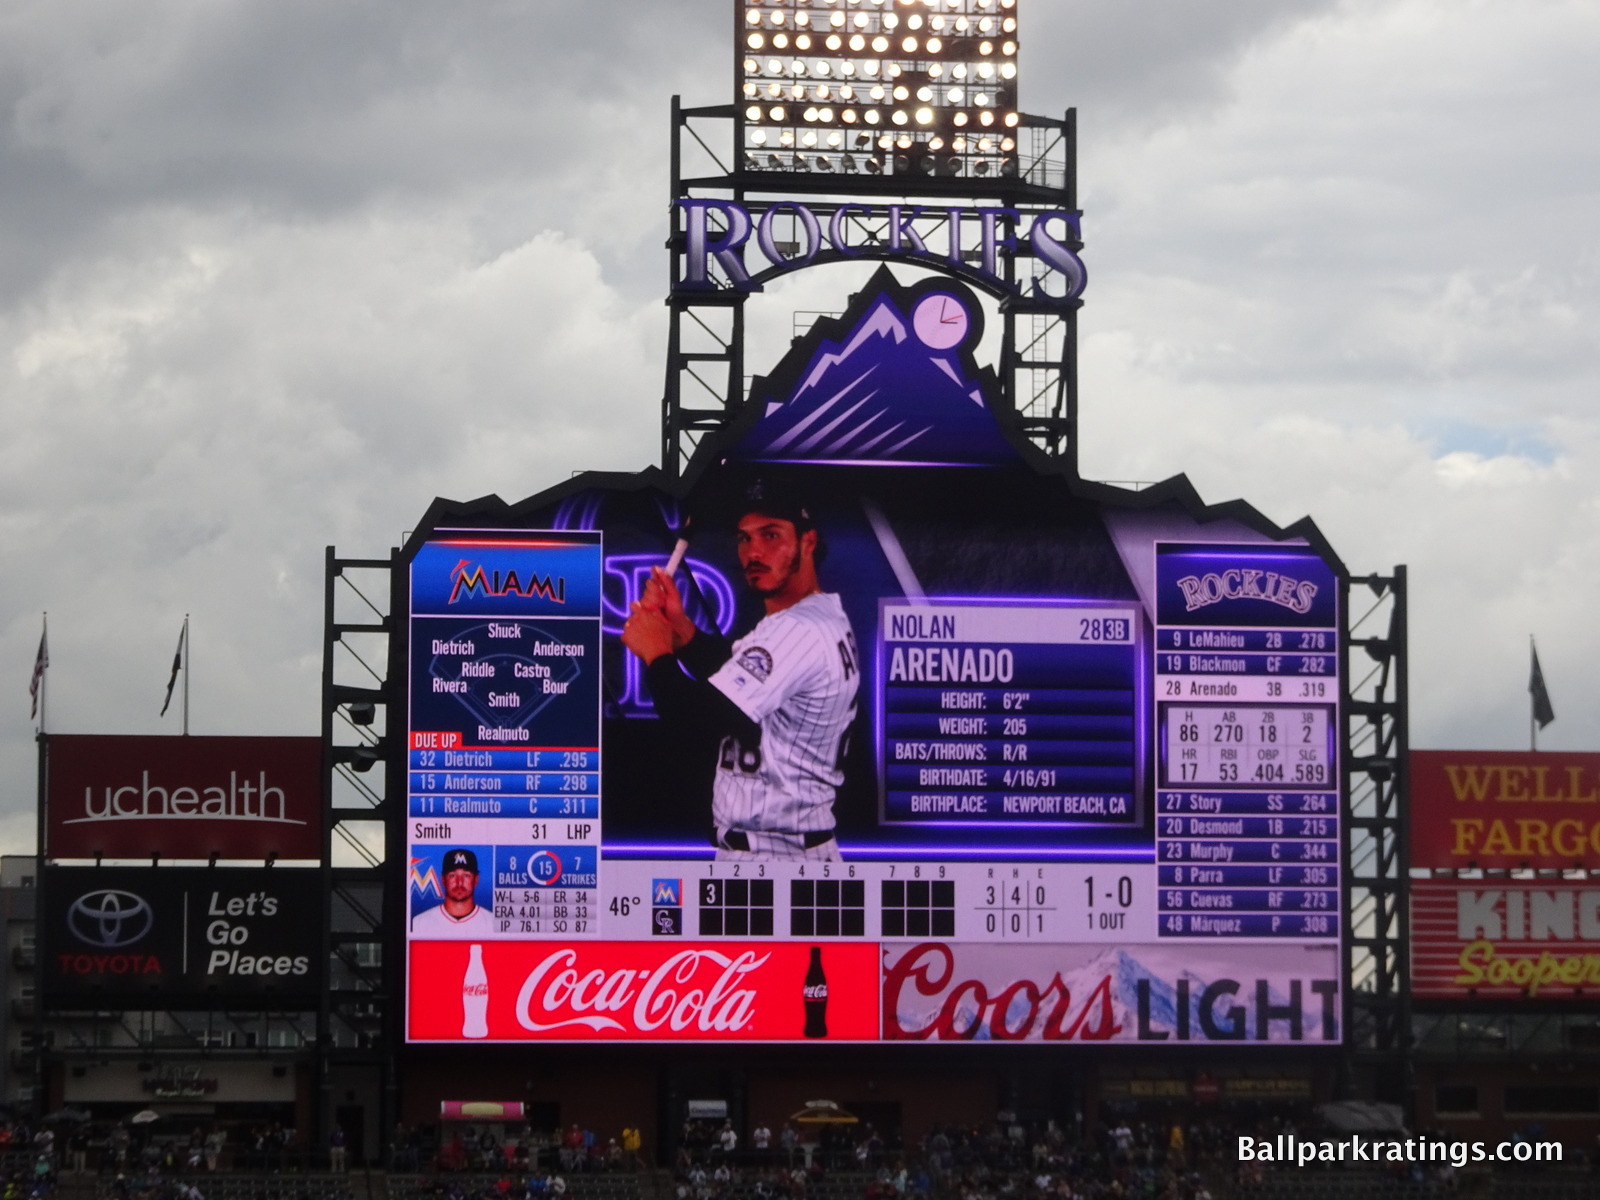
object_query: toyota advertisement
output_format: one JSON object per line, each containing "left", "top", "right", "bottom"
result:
{"left": 43, "top": 867, "right": 323, "bottom": 1008}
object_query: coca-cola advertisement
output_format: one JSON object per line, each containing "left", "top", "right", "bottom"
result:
{"left": 407, "top": 940, "right": 879, "bottom": 1042}
{"left": 883, "top": 941, "right": 1341, "bottom": 1044}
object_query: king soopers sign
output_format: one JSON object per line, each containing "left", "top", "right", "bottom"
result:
{"left": 674, "top": 199, "right": 1086, "bottom": 305}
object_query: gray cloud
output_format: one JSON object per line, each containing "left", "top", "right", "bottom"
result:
{"left": 4, "top": 0, "right": 1600, "bottom": 852}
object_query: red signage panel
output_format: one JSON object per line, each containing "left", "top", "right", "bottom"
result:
{"left": 407, "top": 941, "right": 881, "bottom": 1042}
{"left": 1409, "top": 750, "right": 1600, "bottom": 870}
{"left": 46, "top": 735, "right": 322, "bottom": 861}
{"left": 1412, "top": 879, "right": 1600, "bottom": 999}
{"left": 409, "top": 939, "right": 1340, "bottom": 1043}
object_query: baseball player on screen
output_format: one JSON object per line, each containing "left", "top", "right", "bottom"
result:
{"left": 621, "top": 480, "right": 859, "bottom": 861}
{"left": 410, "top": 847, "right": 492, "bottom": 937}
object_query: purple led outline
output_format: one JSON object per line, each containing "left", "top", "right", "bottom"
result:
{"left": 749, "top": 459, "right": 998, "bottom": 469}
{"left": 1151, "top": 540, "right": 1345, "bottom": 957}
{"left": 874, "top": 595, "right": 1148, "bottom": 833}
{"left": 603, "top": 843, "right": 1154, "bottom": 861}
{"left": 1155, "top": 549, "right": 1317, "bottom": 562}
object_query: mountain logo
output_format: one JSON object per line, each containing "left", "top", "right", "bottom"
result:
{"left": 729, "top": 270, "right": 1019, "bottom": 467}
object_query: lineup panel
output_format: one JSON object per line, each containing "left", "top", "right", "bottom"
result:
{"left": 406, "top": 533, "right": 606, "bottom": 942}
{"left": 1151, "top": 543, "right": 1342, "bottom": 941}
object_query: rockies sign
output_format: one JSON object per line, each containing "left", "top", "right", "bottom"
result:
{"left": 43, "top": 866, "right": 323, "bottom": 1008}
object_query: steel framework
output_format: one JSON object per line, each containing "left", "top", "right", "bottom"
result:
{"left": 1342, "top": 567, "right": 1411, "bottom": 1101}
{"left": 315, "top": 548, "right": 399, "bottom": 1152}
{"left": 664, "top": 97, "right": 1080, "bottom": 480}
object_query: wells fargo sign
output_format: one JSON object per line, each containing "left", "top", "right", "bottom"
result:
{"left": 1412, "top": 880, "right": 1600, "bottom": 999}
{"left": 1409, "top": 751, "right": 1600, "bottom": 870}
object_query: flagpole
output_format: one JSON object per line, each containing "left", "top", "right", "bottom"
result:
{"left": 182, "top": 614, "right": 190, "bottom": 737}
{"left": 39, "top": 613, "right": 47, "bottom": 735}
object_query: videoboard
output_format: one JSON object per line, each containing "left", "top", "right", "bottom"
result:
{"left": 402, "top": 275, "right": 1344, "bottom": 1044}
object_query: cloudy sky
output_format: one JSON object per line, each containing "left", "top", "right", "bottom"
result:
{"left": 4, "top": 0, "right": 1598, "bottom": 853}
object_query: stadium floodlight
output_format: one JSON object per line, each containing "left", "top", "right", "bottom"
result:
{"left": 737, "top": 0, "right": 1019, "bottom": 181}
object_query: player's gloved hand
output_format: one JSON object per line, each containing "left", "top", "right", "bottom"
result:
{"left": 645, "top": 566, "right": 697, "bottom": 650}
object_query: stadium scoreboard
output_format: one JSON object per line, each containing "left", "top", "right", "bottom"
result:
{"left": 404, "top": 520, "right": 1343, "bottom": 1044}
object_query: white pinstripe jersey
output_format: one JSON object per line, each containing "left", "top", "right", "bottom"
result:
{"left": 707, "top": 592, "right": 859, "bottom": 835}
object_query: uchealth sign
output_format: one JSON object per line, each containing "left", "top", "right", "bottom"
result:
{"left": 45, "top": 735, "right": 322, "bottom": 861}
{"left": 43, "top": 866, "right": 322, "bottom": 1008}
{"left": 1410, "top": 750, "right": 1600, "bottom": 870}
{"left": 1413, "top": 880, "right": 1600, "bottom": 1000}
{"left": 407, "top": 940, "right": 1338, "bottom": 1044}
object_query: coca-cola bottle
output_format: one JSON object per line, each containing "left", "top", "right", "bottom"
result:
{"left": 462, "top": 943, "right": 489, "bottom": 1039}
{"left": 802, "top": 947, "right": 828, "bottom": 1039}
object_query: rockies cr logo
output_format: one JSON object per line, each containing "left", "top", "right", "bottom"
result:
{"left": 67, "top": 890, "right": 154, "bottom": 949}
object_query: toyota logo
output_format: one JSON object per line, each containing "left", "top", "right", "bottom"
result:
{"left": 67, "top": 890, "right": 154, "bottom": 949}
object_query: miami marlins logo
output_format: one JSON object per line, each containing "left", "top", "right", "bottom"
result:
{"left": 449, "top": 560, "right": 566, "bottom": 605}
{"left": 408, "top": 857, "right": 443, "bottom": 899}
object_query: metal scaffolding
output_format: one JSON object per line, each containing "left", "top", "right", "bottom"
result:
{"left": 316, "top": 548, "right": 398, "bottom": 1149}
{"left": 663, "top": 98, "right": 1080, "bottom": 480}
{"left": 1342, "top": 567, "right": 1410, "bottom": 1101}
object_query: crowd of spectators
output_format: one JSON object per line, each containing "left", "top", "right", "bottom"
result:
{"left": 419, "top": 1123, "right": 646, "bottom": 1181}
{"left": 666, "top": 1115, "right": 1233, "bottom": 1200}
{"left": 14, "top": 1106, "right": 1594, "bottom": 1200}
{"left": 0, "top": 1119, "right": 62, "bottom": 1198}
{"left": 400, "top": 1111, "right": 1508, "bottom": 1200}
{"left": 0, "top": 1116, "right": 319, "bottom": 1188}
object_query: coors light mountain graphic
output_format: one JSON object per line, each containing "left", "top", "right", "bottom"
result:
{"left": 730, "top": 272, "right": 1020, "bottom": 467}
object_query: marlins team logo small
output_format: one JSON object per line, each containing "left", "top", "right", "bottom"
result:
{"left": 652, "top": 879, "right": 681, "bottom": 906}
{"left": 737, "top": 647, "right": 774, "bottom": 682}
{"left": 651, "top": 879, "right": 682, "bottom": 936}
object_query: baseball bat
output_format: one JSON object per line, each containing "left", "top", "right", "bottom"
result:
{"left": 664, "top": 515, "right": 692, "bottom": 577}
{"left": 663, "top": 537, "right": 689, "bottom": 578}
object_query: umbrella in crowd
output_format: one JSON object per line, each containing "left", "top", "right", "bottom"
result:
{"left": 789, "top": 1100, "right": 858, "bottom": 1125}
{"left": 130, "top": 1110, "right": 161, "bottom": 1125}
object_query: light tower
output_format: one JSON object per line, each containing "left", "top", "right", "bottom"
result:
{"left": 664, "top": 0, "right": 1079, "bottom": 478}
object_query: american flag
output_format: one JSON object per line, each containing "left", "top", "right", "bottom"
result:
{"left": 1530, "top": 639, "right": 1555, "bottom": 730}
{"left": 28, "top": 622, "right": 48, "bottom": 720}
